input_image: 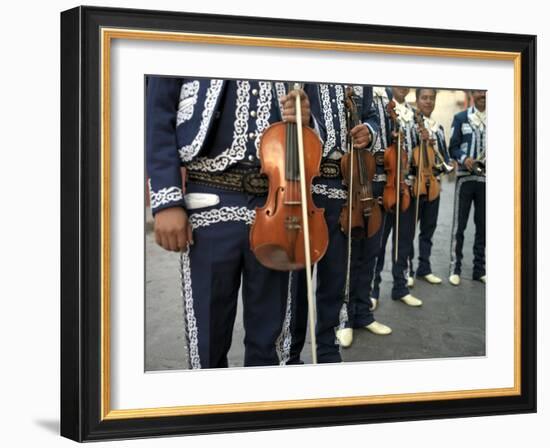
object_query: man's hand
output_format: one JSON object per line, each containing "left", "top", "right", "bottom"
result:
{"left": 419, "top": 128, "right": 430, "bottom": 142}
{"left": 281, "top": 90, "right": 311, "bottom": 125}
{"left": 464, "top": 157, "right": 475, "bottom": 171}
{"left": 154, "top": 207, "right": 193, "bottom": 252}
{"left": 350, "top": 124, "right": 372, "bottom": 149}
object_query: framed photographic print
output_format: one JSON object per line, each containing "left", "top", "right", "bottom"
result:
{"left": 60, "top": 5, "right": 536, "bottom": 442}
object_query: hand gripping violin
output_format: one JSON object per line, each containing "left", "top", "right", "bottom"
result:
{"left": 339, "top": 87, "right": 382, "bottom": 239}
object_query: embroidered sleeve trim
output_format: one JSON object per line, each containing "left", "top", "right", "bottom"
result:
{"left": 149, "top": 181, "right": 184, "bottom": 210}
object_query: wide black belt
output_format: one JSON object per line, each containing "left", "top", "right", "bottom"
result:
{"left": 187, "top": 166, "right": 269, "bottom": 195}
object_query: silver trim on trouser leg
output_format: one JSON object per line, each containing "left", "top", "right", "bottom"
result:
{"left": 449, "top": 175, "right": 486, "bottom": 276}
{"left": 275, "top": 271, "right": 293, "bottom": 365}
{"left": 180, "top": 248, "right": 202, "bottom": 370}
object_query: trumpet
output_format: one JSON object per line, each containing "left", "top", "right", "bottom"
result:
{"left": 471, "top": 153, "right": 486, "bottom": 176}
{"left": 433, "top": 146, "right": 454, "bottom": 174}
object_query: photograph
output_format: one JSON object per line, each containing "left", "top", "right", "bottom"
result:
{"left": 144, "top": 78, "right": 488, "bottom": 370}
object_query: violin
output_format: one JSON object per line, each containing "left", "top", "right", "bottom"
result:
{"left": 382, "top": 100, "right": 411, "bottom": 214}
{"left": 339, "top": 87, "right": 382, "bottom": 239}
{"left": 249, "top": 82, "right": 329, "bottom": 271}
{"left": 412, "top": 110, "right": 440, "bottom": 202}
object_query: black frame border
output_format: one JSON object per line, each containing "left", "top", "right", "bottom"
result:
{"left": 60, "top": 5, "right": 537, "bottom": 442}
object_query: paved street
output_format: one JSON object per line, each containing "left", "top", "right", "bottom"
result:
{"left": 145, "top": 175, "right": 485, "bottom": 370}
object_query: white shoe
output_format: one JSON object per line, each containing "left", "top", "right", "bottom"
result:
{"left": 399, "top": 294, "right": 423, "bottom": 307}
{"left": 479, "top": 275, "right": 486, "bottom": 284}
{"left": 336, "top": 328, "right": 353, "bottom": 348}
{"left": 370, "top": 297, "right": 378, "bottom": 311}
{"left": 424, "top": 273, "right": 442, "bottom": 284}
{"left": 407, "top": 275, "right": 415, "bottom": 288}
{"left": 365, "top": 321, "right": 392, "bottom": 335}
{"left": 449, "top": 274, "right": 461, "bottom": 286}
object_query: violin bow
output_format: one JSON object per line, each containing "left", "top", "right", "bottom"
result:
{"left": 293, "top": 82, "right": 318, "bottom": 365}
{"left": 394, "top": 106, "right": 402, "bottom": 264}
{"left": 413, "top": 111, "right": 425, "bottom": 275}
{"left": 343, "top": 88, "right": 356, "bottom": 308}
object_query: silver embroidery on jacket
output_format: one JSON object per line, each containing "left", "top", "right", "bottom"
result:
{"left": 335, "top": 85, "right": 347, "bottom": 153}
{"left": 254, "top": 82, "right": 273, "bottom": 157}
{"left": 320, "top": 85, "right": 336, "bottom": 156}
{"left": 311, "top": 183, "right": 347, "bottom": 200}
{"left": 148, "top": 179, "right": 184, "bottom": 210}
{"left": 177, "top": 81, "right": 200, "bottom": 125}
{"left": 185, "top": 81, "right": 251, "bottom": 172}
{"left": 275, "top": 82, "right": 287, "bottom": 115}
{"left": 179, "top": 79, "right": 223, "bottom": 162}
{"left": 373, "top": 94, "right": 389, "bottom": 151}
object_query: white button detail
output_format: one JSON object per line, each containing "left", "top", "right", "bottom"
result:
{"left": 248, "top": 155, "right": 255, "bottom": 161}
{"left": 252, "top": 89, "right": 258, "bottom": 95}
{"left": 250, "top": 110, "right": 257, "bottom": 117}
{"left": 249, "top": 132, "right": 255, "bottom": 139}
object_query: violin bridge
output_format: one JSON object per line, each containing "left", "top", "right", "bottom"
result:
{"left": 284, "top": 216, "right": 302, "bottom": 230}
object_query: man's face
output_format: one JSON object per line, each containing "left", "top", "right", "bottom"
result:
{"left": 472, "top": 90, "right": 486, "bottom": 111}
{"left": 417, "top": 89, "right": 436, "bottom": 117}
{"left": 392, "top": 87, "right": 410, "bottom": 103}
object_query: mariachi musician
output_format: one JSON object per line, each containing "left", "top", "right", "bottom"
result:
{"left": 407, "top": 88, "right": 453, "bottom": 286}
{"left": 448, "top": 90, "right": 487, "bottom": 286}
{"left": 371, "top": 86, "right": 423, "bottom": 308}
{"left": 146, "top": 77, "right": 322, "bottom": 369}
{"left": 288, "top": 83, "right": 390, "bottom": 362}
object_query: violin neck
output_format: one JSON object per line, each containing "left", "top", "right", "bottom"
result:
{"left": 285, "top": 122, "right": 300, "bottom": 181}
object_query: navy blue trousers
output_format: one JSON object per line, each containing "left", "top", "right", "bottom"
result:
{"left": 346, "top": 181, "right": 385, "bottom": 327}
{"left": 408, "top": 194, "right": 441, "bottom": 277}
{"left": 449, "top": 175, "right": 486, "bottom": 279}
{"left": 289, "top": 178, "right": 347, "bottom": 364}
{"left": 183, "top": 183, "right": 290, "bottom": 369}
{"left": 372, "top": 188, "right": 416, "bottom": 300}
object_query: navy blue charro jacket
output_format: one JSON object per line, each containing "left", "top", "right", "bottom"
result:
{"left": 448, "top": 106, "right": 486, "bottom": 175}
{"left": 146, "top": 78, "right": 324, "bottom": 214}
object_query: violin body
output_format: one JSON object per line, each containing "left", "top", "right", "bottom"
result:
{"left": 382, "top": 141, "right": 411, "bottom": 213}
{"left": 411, "top": 143, "right": 440, "bottom": 201}
{"left": 250, "top": 121, "right": 329, "bottom": 271}
{"left": 339, "top": 149, "right": 382, "bottom": 238}
{"left": 412, "top": 110, "right": 440, "bottom": 202}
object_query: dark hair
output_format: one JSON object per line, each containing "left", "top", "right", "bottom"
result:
{"left": 415, "top": 88, "right": 437, "bottom": 99}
